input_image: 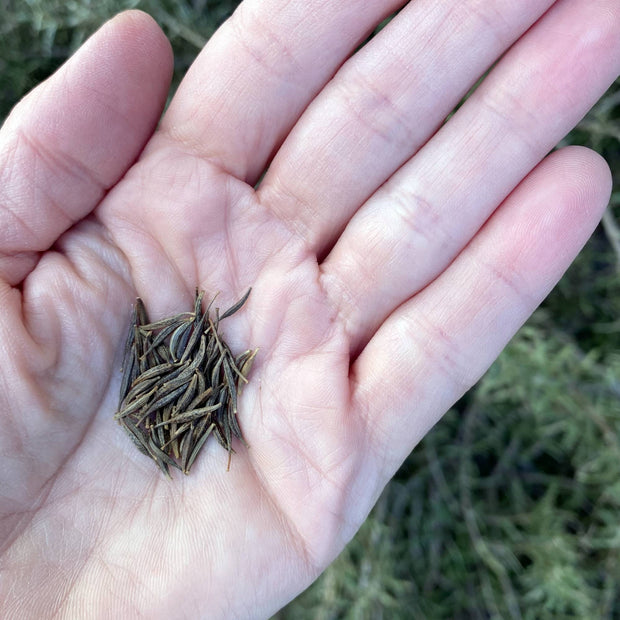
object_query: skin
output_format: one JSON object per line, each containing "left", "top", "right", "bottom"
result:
{"left": 0, "top": 1, "right": 618, "bottom": 617}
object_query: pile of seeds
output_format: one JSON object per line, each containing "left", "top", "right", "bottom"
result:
{"left": 115, "top": 288, "right": 257, "bottom": 477}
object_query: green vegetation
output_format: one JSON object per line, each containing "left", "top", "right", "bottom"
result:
{"left": 2, "top": 1, "right": 619, "bottom": 617}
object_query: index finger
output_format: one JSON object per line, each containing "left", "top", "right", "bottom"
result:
{"left": 157, "top": 0, "right": 404, "bottom": 183}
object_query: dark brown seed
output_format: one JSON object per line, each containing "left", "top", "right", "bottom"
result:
{"left": 194, "top": 289, "right": 205, "bottom": 320}
{"left": 121, "top": 306, "right": 137, "bottom": 373}
{"left": 174, "top": 373, "right": 198, "bottom": 413}
{"left": 239, "top": 349, "right": 258, "bottom": 379}
{"left": 155, "top": 406, "right": 168, "bottom": 448}
{"left": 169, "top": 320, "right": 194, "bottom": 361}
{"left": 115, "top": 386, "right": 158, "bottom": 420}
{"left": 148, "top": 436, "right": 181, "bottom": 471}
{"left": 219, "top": 288, "right": 251, "bottom": 321}
{"left": 157, "top": 367, "right": 195, "bottom": 394}
{"left": 184, "top": 423, "right": 215, "bottom": 474}
{"left": 227, "top": 401, "right": 246, "bottom": 444}
{"left": 138, "top": 383, "right": 189, "bottom": 421}
{"left": 119, "top": 339, "right": 137, "bottom": 408}
{"left": 186, "top": 387, "right": 214, "bottom": 411}
{"left": 122, "top": 374, "right": 161, "bottom": 405}
{"left": 164, "top": 404, "right": 222, "bottom": 425}
{"left": 212, "top": 422, "right": 228, "bottom": 450}
{"left": 140, "top": 320, "right": 182, "bottom": 359}
{"left": 120, "top": 419, "right": 151, "bottom": 457}
{"left": 161, "top": 422, "right": 192, "bottom": 450}
{"left": 135, "top": 298, "right": 149, "bottom": 326}
{"left": 130, "top": 361, "right": 181, "bottom": 385}
{"left": 196, "top": 369, "right": 206, "bottom": 396}
{"left": 139, "top": 312, "right": 194, "bottom": 332}
{"left": 180, "top": 314, "right": 206, "bottom": 364}
{"left": 180, "top": 429, "right": 194, "bottom": 473}
{"left": 210, "top": 353, "right": 223, "bottom": 387}
{"left": 222, "top": 357, "right": 238, "bottom": 414}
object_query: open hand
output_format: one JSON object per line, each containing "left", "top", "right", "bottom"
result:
{"left": 0, "top": 2, "right": 618, "bottom": 617}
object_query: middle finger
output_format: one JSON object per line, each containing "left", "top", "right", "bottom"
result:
{"left": 258, "top": 0, "right": 556, "bottom": 255}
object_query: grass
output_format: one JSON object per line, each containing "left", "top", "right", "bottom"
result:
{"left": 2, "top": 1, "right": 619, "bottom": 617}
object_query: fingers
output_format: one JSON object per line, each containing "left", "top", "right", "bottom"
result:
{"left": 258, "top": 0, "right": 556, "bottom": 253}
{"left": 352, "top": 146, "right": 611, "bottom": 491}
{"left": 0, "top": 11, "right": 173, "bottom": 285}
{"left": 158, "top": 0, "right": 403, "bottom": 182}
{"left": 320, "top": 0, "right": 620, "bottom": 355}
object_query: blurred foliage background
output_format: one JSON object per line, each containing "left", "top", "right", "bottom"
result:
{"left": 1, "top": 1, "right": 619, "bottom": 617}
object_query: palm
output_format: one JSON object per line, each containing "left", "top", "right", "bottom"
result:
{"left": 1, "top": 3, "right": 618, "bottom": 617}
{"left": 1, "top": 126, "right": 354, "bottom": 615}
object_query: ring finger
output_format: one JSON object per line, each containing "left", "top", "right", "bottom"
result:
{"left": 320, "top": 0, "right": 620, "bottom": 354}
{"left": 258, "top": 0, "right": 557, "bottom": 254}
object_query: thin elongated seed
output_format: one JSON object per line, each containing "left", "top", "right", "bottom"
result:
{"left": 194, "top": 289, "right": 205, "bottom": 321}
{"left": 202, "top": 293, "right": 219, "bottom": 332}
{"left": 122, "top": 374, "right": 161, "bottom": 405}
{"left": 180, "top": 429, "right": 194, "bottom": 472}
{"left": 240, "top": 349, "right": 258, "bottom": 378}
{"left": 129, "top": 348, "right": 141, "bottom": 389}
{"left": 162, "top": 403, "right": 172, "bottom": 426}
{"left": 223, "top": 348, "right": 248, "bottom": 384}
{"left": 139, "top": 383, "right": 189, "bottom": 420}
{"left": 148, "top": 436, "right": 182, "bottom": 470}
{"left": 173, "top": 373, "right": 198, "bottom": 413}
{"left": 121, "top": 306, "right": 137, "bottom": 373}
{"left": 169, "top": 321, "right": 194, "bottom": 361}
{"left": 172, "top": 334, "right": 207, "bottom": 382}
{"left": 180, "top": 314, "right": 206, "bottom": 364}
{"left": 186, "top": 387, "right": 214, "bottom": 411}
{"left": 210, "top": 322, "right": 246, "bottom": 383}
{"left": 184, "top": 423, "right": 215, "bottom": 474}
{"left": 139, "top": 312, "right": 194, "bottom": 332}
{"left": 168, "top": 410, "right": 179, "bottom": 458}
{"left": 119, "top": 346, "right": 136, "bottom": 407}
{"left": 237, "top": 349, "right": 258, "bottom": 398}
{"left": 221, "top": 410, "right": 233, "bottom": 469}
{"left": 130, "top": 360, "right": 181, "bottom": 385}
{"left": 160, "top": 421, "right": 192, "bottom": 450}
{"left": 144, "top": 347, "right": 162, "bottom": 370}
{"left": 115, "top": 386, "right": 158, "bottom": 419}
{"left": 136, "top": 327, "right": 150, "bottom": 374}
{"left": 176, "top": 323, "right": 195, "bottom": 361}
{"left": 193, "top": 414, "right": 211, "bottom": 440}
{"left": 135, "top": 361, "right": 187, "bottom": 392}
{"left": 203, "top": 343, "right": 220, "bottom": 378}
{"left": 196, "top": 369, "right": 206, "bottom": 396}
{"left": 135, "top": 298, "right": 149, "bottom": 326}
{"left": 236, "top": 349, "right": 258, "bottom": 379}
{"left": 155, "top": 407, "right": 167, "bottom": 448}
{"left": 210, "top": 352, "right": 223, "bottom": 387}
{"left": 219, "top": 288, "right": 251, "bottom": 321}
{"left": 234, "top": 349, "right": 253, "bottom": 369}
{"left": 212, "top": 422, "right": 228, "bottom": 450}
{"left": 227, "top": 401, "right": 245, "bottom": 443}
{"left": 146, "top": 437, "right": 171, "bottom": 478}
{"left": 157, "top": 367, "right": 195, "bottom": 394}
{"left": 222, "top": 357, "right": 238, "bottom": 414}
{"left": 120, "top": 419, "right": 151, "bottom": 457}
{"left": 156, "top": 345, "right": 173, "bottom": 364}
{"left": 161, "top": 404, "right": 222, "bottom": 426}
{"left": 140, "top": 320, "right": 182, "bottom": 359}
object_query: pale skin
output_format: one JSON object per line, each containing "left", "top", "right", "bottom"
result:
{"left": 0, "top": 0, "right": 618, "bottom": 616}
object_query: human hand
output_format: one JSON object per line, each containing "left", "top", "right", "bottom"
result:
{"left": 0, "top": 2, "right": 618, "bottom": 617}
